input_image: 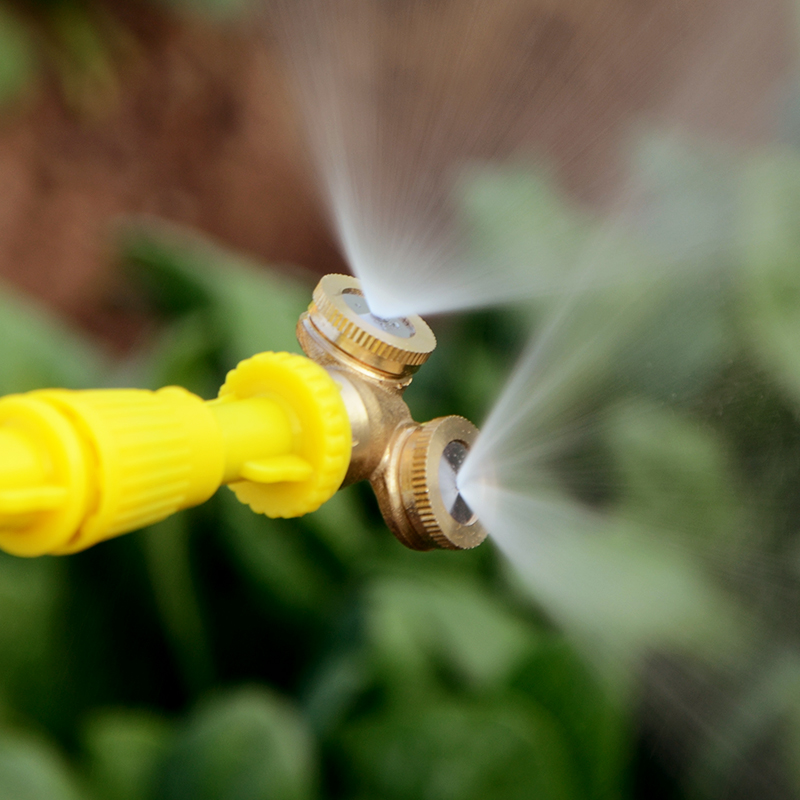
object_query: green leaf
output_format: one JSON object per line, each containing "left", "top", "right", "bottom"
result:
{"left": 460, "top": 168, "right": 588, "bottom": 293}
{"left": 364, "top": 574, "right": 536, "bottom": 692}
{"left": 301, "top": 486, "right": 373, "bottom": 565}
{"left": 218, "top": 491, "right": 334, "bottom": 614}
{"left": 338, "top": 696, "right": 580, "bottom": 800}
{"left": 510, "top": 639, "right": 629, "bottom": 800}
{"left": 691, "top": 652, "right": 800, "bottom": 799}
{"left": 82, "top": 708, "right": 173, "bottom": 800}
{"left": 157, "top": 687, "right": 317, "bottom": 800}
{"left": 612, "top": 279, "right": 731, "bottom": 402}
{"left": 605, "top": 400, "right": 741, "bottom": 547}
{"left": 0, "top": 8, "right": 35, "bottom": 108}
{"left": 492, "top": 493, "right": 743, "bottom": 659}
{"left": 459, "top": 160, "right": 685, "bottom": 304}
{"left": 737, "top": 151, "right": 800, "bottom": 407}
{"left": 301, "top": 650, "right": 372, "bottom": 738}
{"left": 625, "top": 134, "right": 738, "bottom": 270}
{"left": 0, "top": 731, "right": 86, "bottom": 800}
{"left": 0, "top": 553, "right": 64, "bottom": 716}
{"left": 122, "top": 225, "right": 308, "bottom": 365}
{"left": 142, "top": 514, "right": 214, "bottom": 694}
{"left": 128, "top": 312, "right": 219, "bottom": 397}
{"left": 49, "top": 2, "right": 120, "bottom": 117}
{"left": 0, "top": 281, "right": 105, "bottom": 393}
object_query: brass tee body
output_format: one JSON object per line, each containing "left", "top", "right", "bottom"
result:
{"left": 297, "top": 275, "right": 486, "bottom": 551}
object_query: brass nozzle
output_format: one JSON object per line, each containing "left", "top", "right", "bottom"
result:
{"left": 298, "top": 274, "right": 486, "bottom": 551}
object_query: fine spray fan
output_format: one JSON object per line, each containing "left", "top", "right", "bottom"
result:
{"left": 0, "top": 275, "right": 487, "bottom": 557}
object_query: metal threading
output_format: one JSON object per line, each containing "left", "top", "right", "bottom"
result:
{"left": 402, "top": 417, "right": 486, "bottom": 551}
{"left": 307, "top": 274, "right": 436, "bottom": 377}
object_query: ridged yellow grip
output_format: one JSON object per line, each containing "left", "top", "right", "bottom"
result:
{"left": 0, "top": 352, "right": 352, "bottom": 557}
{"left": 40, "top": 387, "right": 226, "bottom": 555}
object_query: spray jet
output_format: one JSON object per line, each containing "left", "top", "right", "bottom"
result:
{"left": 0, "top": 275, "right": 486, "bottom": 557}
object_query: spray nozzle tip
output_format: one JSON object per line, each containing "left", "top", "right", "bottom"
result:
{"left": 397, "top": 416, "right": 487, "bottom": 551}
{"left": 306, "top": 274, "right": 436, "bottom": 377}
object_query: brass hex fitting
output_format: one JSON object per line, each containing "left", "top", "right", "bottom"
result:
{"left": 297, "top": 274, "right": 486, "bottom": 551}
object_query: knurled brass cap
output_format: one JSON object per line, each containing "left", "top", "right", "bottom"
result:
{"left": 399, "top": 416, "right": 487, "bottom": 550}
{"left": 306, "top": 274, "right": 436, "bottom": 376}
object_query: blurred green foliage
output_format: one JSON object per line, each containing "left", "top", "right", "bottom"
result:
{"left": 0, "top": 5, "right": 34, "bottom": 106}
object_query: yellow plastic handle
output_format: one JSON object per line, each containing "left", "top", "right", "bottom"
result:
{"left": 0, "top": 352, "right": 351, "bottom": 557}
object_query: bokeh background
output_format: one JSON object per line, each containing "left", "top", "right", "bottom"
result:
{"left": 1, "top": 1, "right": 800, "bottom": 799}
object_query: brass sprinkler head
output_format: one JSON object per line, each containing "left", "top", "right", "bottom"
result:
{"left": 297, "top": 274, "right": 487, "bottom": 551}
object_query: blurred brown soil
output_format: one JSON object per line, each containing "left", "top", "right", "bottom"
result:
{"left": 0, "top": 0, "right": 792, "bottom": 352}
{"left": 0, "top": 2, "right": 346, "bottom": 350}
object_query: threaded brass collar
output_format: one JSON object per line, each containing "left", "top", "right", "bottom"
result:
{"left": 306, "top": 275, "right": 436, "bottom": 377}
{"left": 399, "top": 416, "right": 487, "bottom": 550}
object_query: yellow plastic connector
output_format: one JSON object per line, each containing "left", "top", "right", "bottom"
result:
{"left": 0, "top": 352, "right": 351, "bottom": 557}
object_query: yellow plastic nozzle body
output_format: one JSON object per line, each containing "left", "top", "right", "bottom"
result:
{"left": 0, "top": 352, "right": 351, "bottom": 557}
